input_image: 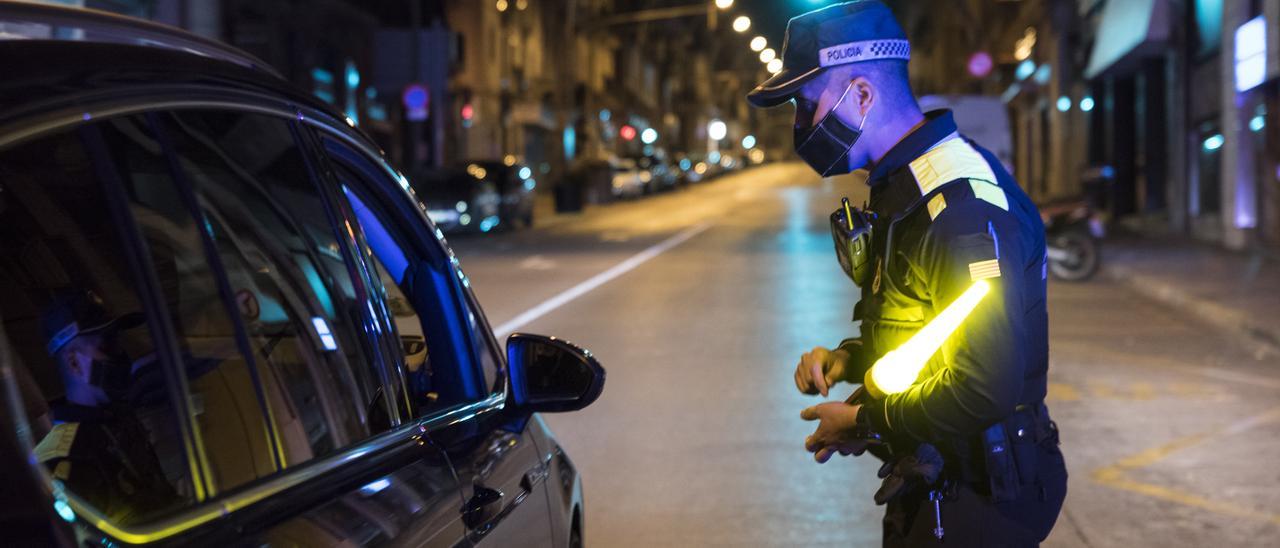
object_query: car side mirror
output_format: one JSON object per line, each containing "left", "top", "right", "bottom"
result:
{"left": 505, "top": 333, "right": 604, "bottom": 413}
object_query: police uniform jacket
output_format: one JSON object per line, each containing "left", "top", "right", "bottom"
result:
{"left": 35, "top": 402, "right": 178, "bottom": 524}
{"left": 844, "top": 111, "right": 1050, "bottom": 478}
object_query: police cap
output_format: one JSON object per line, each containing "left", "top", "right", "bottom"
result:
{"left": 747, "top": 0, "right": 910, "bottom": 108}
{"left": 41, "top": 290, "right": 143, "bottom": 356}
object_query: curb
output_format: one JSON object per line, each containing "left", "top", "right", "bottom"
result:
{"left": 1103, "top": 263, "right": 1280, "bottom": 356}
{"left": 528, "top": 193, "right": 588, "bottom": 231}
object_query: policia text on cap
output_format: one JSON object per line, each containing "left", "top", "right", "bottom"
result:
{"left": 748, "top": 2, "right": 1067, "bottom": 546}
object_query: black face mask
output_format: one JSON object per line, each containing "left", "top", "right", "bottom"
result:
{"left": 88, "top": 352, "right": 133, "bottom": 400}
{"left": 793, "top": 83, "right": 868, "bottom": 177}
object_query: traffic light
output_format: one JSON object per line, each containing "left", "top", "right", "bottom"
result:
{"left": 461, "top": 103, "right": 474, "bottom": 128}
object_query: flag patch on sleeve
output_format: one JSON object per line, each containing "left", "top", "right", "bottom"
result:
{"left": 968, "top": 259, "right": 1001, "bottom": 280}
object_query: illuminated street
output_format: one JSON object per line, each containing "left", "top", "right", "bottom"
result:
{"left": 5, "top": 0, "right": 1280, "bottom": 545}
{"left": 451, "top": 164, "right": 1280, "bottom": 547}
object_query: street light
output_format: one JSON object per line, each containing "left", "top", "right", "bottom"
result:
{"left": 715, "top": 0, "right": 734, "bottom": 9}
{"left": 708, "top": 119, "right": 727, "bottom": 141}
{"left": 732, "top": 15, "right": 751, "bottom": 33}
{"left": 496, "top": 0, "right": 508, "bottom": 12}
{"left": 766, "top": 58, "right": 783, "bottom": 74}
{"left": 742, "top": 135, "right": 757, "bottom": 149}
{"left": 750, "top": 36, "right": 767, "bottom": 52}
{"left": 641, "top": 127, "right": 659, "bottom": 144}
{"left": 760, "top": 47, "right": 776, "bottom": 63}
{"left": 1015, "top": 59, "right": 1035, "bottom": 81}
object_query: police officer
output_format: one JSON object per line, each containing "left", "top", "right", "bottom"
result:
{"left": 747, "top": 2, "right": 1067, "bottom": 546}
{"left": 34, "top": 290, "right": 179, "bottom": 525}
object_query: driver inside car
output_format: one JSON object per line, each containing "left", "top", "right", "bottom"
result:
{"left": 33, "top": 290, "right": 181, "bottom": 525}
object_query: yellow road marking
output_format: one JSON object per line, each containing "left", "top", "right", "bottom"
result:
{"left": 1054, "top": 341, "right": 1280, "bottom": 390}
{"left": 1046, "top": 382, "right": 1081, "bottom": 402}
{"left": 1085, "top": 379, "right": 1117, "bottom": 400}
{"left": 1091, "top": 406, "right": 1280, "bottom": 525}
{"left": 1129, "top": 382, "right": 1155, "bottom": 401}
{"left": 1047, "top": 379, "right": 1232, "bottom": 402}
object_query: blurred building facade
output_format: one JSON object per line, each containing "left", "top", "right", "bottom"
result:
{"left": 898, "top": 0, "right": 1280, "bottom": 251}
{"left": 34, "top": 0, "right": 776, "bottom": 201}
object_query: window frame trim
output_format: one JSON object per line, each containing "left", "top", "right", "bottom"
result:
{"left": 55, "top": 392, "right": 504, "bottom": 545}
{"left": 317, "top": 137, "right": 510, "bottom": 408}
{"left": 0, "top": 94, "right": 508, "bottom": 543}
{"left": 291, "top": 122, "right": 413, "bottom": 425}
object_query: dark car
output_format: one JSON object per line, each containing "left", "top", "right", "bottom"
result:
{"left": 455, "top": 160, "right": 537, "bottom": 229}
{"left": 412, "top": 166, "right": 504, "bottom": 234}
{"left": 0, "top": 3, "right": 599, "bottom": 547}
{"left": 637, "top": 156, "right": 678, "bottom": 193}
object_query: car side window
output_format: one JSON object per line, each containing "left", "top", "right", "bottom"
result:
{"left": 98, "top": 111, "right": 391, "bottom": 494}
{"left": 460, "top": 283, "right": 503, "bottom": 396}
{"left": 0, "top": 126, "right": 194, "bottom": 525}
{"left": 319, "top": 140, "right": 497, "bottom": 415}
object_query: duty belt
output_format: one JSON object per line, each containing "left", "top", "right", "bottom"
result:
{"left": 958, "top": 401, "right": 1058, "bottom": 502}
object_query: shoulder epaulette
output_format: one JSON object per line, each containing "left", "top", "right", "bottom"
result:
{"left": 908, "top": 139, "right": 1008, "bottom": 218}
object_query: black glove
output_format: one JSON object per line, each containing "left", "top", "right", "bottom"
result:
{"left": 873, "top": 443, "right": 945, "bottom": 505}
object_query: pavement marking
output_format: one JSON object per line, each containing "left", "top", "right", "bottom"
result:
{"left": 1046, "top": 382, "right": 1082, "bottom": 402}
{"left": 492, "top": 222, "right": 713, "bottom": 338}
{"left": 1055, "top": 341, "right": 1280, "bottom": 390}
{"left": 1090, "top": 406, "right": 1280, "bottom": 525}
{"left": 517, "top": 255, "right": 558, "bottom": 271}
{"left": 1048, "top": 379, "right": 1229, "bottom": 402}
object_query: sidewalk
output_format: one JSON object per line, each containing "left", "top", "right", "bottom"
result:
{"left": 1102, "top": 234, "right": 1280, "bottom": 354}
{"left": 530, "top": 191, "right": 580, "bottom": 230}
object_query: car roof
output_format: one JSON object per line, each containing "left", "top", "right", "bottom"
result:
{"left": 0, "top": 2, "right": 343, "bottom": 133}
{"left": 0, "top": 0, "right": 275, "bottom": 75}
{"left": 0, "top": 40, "right": 341, "bottom": 133}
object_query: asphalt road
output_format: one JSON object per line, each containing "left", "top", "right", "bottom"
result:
{"left": 448, "top": 163, "right": 1280, "bottom": 547}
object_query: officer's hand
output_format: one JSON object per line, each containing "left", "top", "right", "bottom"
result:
{"left": 794, "top": 346, "right": 853, "bottom": 397}
{"left": 800, "top": 402, "right": 873, "bottom": 463}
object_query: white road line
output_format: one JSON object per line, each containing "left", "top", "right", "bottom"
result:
{"left": 1221, "top": 406, "right": 1280, "bottom": 436}
{"left": 492, "top": 222, "right": 713, "bottom": 338}
{"left": 1180, "top": 365, "right": 1280, "bottom": 390}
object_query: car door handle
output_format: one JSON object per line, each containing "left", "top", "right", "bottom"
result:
{"left": 462, "top": 465, "right": 547, "bottom": 538}
{"left": 520, "top": 465, "right": 548, "bottom": 493}
{"left": 461, "top": 484, "right": 504, "bottom": 530}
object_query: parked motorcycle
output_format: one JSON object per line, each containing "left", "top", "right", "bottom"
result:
{"left": 1041, "top": 199, "right": 1104, "bottom": 281}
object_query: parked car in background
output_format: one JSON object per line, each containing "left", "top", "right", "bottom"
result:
{"left": 0, "top": 3, "right": 600, "bottom": 547}
{"left": 676, "top": 156, "right": 706, "bottom": 185}
{"left": 455, "top": 159, "right": 537, "bottom": 228}
{"left": 413, "top": 165, "right": 503, "bottom": 234}
{"left": 637, "top": 156, "right": 678, "bottom": 193}
{"left": 703, "top": 151, "right": 727, "bottom": 180}
{"left": 609, "top": 157, "right": 647, "bottom": 199}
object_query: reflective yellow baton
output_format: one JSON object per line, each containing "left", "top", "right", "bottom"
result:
{"left": 861, "top": 280, "right": 992, "bottom": 399}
